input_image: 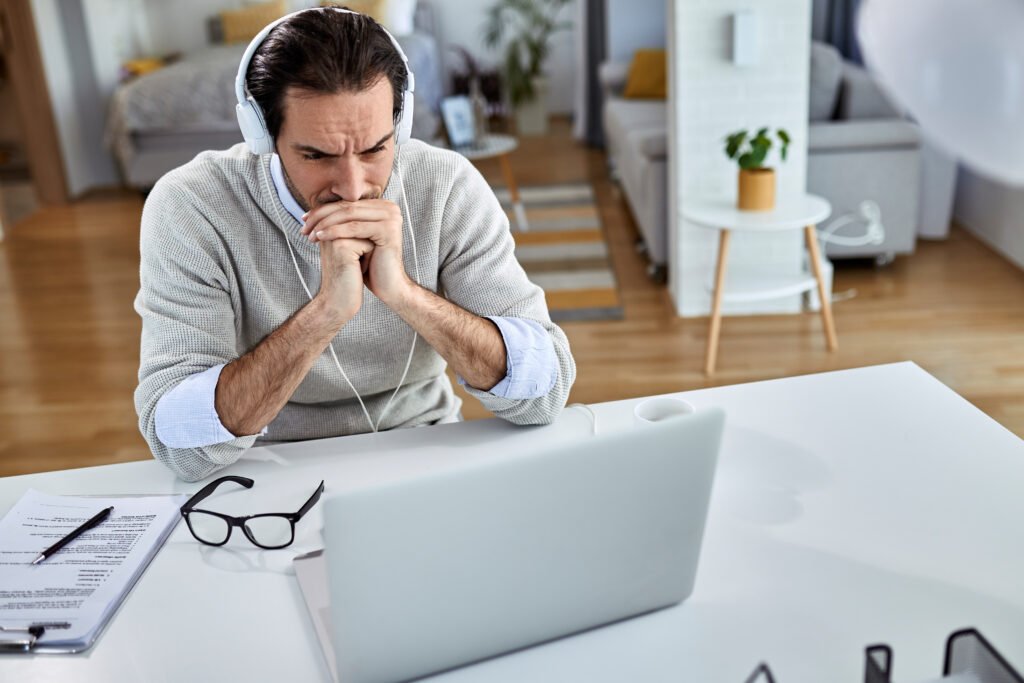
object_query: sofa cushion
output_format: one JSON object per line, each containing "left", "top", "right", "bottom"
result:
{"left": 604, "top": 97, "right": 667, "bottom": 161}
{"left": 598, "top": 61, "right": 630, "bottom": 98}
{"left": 837, "top": 62, "right": 903, "bottom": 120}
{"left": 809, "top": 119, "right": 920, "bottom": 152}
{"left": 628, "top": 127, "right": 667, "bottom": 159}
{"left": 623, "top": 49, "right": 668, "bottom": 99}
{"left": 809, "top": 41, "right": 843, "bottom": 122}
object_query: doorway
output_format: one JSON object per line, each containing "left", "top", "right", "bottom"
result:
{"left": 0, "top": 0, "right": 68, "bottom": 237}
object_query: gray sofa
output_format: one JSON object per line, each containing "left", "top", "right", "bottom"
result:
{"left": 601, "top": 42, "right": 924, "bottom": 279}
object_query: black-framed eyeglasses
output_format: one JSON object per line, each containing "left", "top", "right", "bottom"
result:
{"left": 180, "top": 476, "right": 324, "bottom": 549}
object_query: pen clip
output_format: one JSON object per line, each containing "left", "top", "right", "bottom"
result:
{"left": 0, "top": 625, "right": 45, "bottom": 652}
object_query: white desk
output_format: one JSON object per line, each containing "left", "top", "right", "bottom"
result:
{"left": 2, "top": 363, "right": 1023, "bottom": 682}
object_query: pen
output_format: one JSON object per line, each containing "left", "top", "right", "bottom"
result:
{"left": 31, "top": 506, "right": 114, "bottom": 565}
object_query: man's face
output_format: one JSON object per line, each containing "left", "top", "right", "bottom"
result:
{"left": 275, "top": 77, "right": 396, "bottom": 212}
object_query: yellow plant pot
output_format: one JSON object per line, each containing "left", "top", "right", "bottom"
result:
{"left": 737, "top": 168, "right": 776, "bottom": 211}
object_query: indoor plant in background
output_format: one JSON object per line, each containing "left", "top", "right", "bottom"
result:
{"left": 483, "top": 0, "right": 571, "bottom": 136}
{"left": 724, "top": 127, "right": 790, "bottom": 211}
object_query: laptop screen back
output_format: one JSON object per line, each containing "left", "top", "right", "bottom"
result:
{"left": 323, "top": 406, "right": 725, "bottom": 683}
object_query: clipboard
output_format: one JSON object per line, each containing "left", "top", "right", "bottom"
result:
{"left": 0, "top": 625, "right": 45, "bottom": 652}
{"left": 0, "top": 490, "right": 186, "bottom": 654}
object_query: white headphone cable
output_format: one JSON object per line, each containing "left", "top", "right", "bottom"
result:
{"left": 262, "top": 148, "right": 422, "bottom": 434}
{"left": 260, "top": 164, "right": 377, "bottom": 434}
{"left": 373, "top": 144, "right": 420, "bottom": 431}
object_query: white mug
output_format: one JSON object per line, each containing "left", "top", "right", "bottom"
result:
{"left": 633, "top": 397, "right": 695, "bottom": 428}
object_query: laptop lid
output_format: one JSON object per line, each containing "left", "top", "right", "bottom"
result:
{"left": 322, "top": 406, "right": 725, "bottom": 683}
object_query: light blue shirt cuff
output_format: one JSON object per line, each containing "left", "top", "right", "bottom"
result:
{"left": 155, "top": 364, "right": 266, "bottom": 449}
{"left": 458, "top": 317, "right": 558, "bottom": 400}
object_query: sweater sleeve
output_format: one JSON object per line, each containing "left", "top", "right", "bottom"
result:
{"left": 437, "top": 158, "right": 576, "bottom": 424}
{"left": 133, "top": 178, "right": 259, "bottom": 482}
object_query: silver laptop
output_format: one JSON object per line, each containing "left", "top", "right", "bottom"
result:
{"left": 302, "top": 407, "right": 725, "bottom": 683}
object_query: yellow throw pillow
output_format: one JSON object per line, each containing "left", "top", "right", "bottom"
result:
{"left": 220, "top": 0, "right": 288, "bottom": 44}
{"left": 623, "top": 49, "right": 668, "bottom": 100}
{"left": 122, "top": 58, "right": 166, "bottom": 79}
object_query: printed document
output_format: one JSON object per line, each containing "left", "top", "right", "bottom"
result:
{"left": 0, "top": 489, "right": 185, "bottom": 652}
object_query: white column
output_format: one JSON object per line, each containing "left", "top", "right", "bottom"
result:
{"left": 668, "top": 0, "right": 812, "bottom": 317}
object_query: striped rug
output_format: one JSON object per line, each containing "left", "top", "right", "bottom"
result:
{"left": 492, "top": 182, "right": 623, "bottom": 322}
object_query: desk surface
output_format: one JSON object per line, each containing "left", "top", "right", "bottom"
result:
{"left": 2, "top": 363, "right": 1022, "bottom": 682}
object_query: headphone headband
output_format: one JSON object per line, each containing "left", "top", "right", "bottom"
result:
{"left": 234, "top": 6, "right": 416, "bottom": 154}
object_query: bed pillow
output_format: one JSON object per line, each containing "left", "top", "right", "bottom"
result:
{"left": 623, "top": 49, "right": 667, "bottom": 99}
{"left": 220, "top": 0, "right": 287, "bottom": 44}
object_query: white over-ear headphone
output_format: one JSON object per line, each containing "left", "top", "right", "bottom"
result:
{"left": 234, "top": 6, "right": 416, "bottom": 155}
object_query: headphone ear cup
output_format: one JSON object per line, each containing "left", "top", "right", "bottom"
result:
{"left": 395, "top": 89, "right": 414, "bottom": 145}
{"left": 236, "top": 97, "right": 274, "bottom": 155}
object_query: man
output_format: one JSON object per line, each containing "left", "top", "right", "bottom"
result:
{"left": 134, "top": 9, "right": 575, "bottom": 482}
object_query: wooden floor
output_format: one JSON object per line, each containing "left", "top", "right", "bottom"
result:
{"left": 2, "top": 119, "right": 1024, "bottom": 477}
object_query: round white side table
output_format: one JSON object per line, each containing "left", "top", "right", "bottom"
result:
{"left": 455, "top": 134, "right": 528, "bottom": 231}
{"left": 682, "top": 194, "right": 836, "bottom": 375}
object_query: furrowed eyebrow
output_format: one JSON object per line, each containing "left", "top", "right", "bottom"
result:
{"left": 291, "top": 130, "right": 394, "bottom": 157}
{"left": 360, "top": 131, "right": 394, "bottom": 154}
{"left": 292, "top": 144, "right": 335, "bottom": 157}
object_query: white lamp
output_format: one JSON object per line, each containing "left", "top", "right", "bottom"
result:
{"left": 857, "top": 0, "right": 1024, "bottom": 185}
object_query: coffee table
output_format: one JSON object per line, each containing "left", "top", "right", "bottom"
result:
{"left": 456, "top": 134, "right": 528, "bottom": 231}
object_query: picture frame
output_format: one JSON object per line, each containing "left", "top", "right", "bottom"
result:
{"left": 440, "top": 95, "right": 477, "bottom": 149}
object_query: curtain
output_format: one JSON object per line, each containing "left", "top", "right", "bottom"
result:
{"left": 816, "top": 0, "right": 864, "bottom": 64}
{"left": 572, "top": 0, "right": 607, "bottom": 146}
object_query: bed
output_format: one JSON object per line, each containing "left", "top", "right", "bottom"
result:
{"left": 106, "top": 4, "right": 444, "bottom": 190}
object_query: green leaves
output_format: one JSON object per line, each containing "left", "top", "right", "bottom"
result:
{"left": 723, "top": 127, "right": 792, "bottom": 169}
{"left": 483, "top": 0, "right": 572, "bottom": 107}
{"left": 725, "top": 130, "right": 747, "bottom": 159}
{"left": 777, "top": 129, "right": 790, "bottom": 161}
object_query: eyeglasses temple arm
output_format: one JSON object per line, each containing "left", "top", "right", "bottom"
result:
{"left": 295, "top": 480, "right": 325, "bottom": 519}
{"left": 181, "top": 475, "right": 255, "bottom": 512}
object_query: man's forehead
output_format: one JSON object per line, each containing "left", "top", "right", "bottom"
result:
{"left": 280, "top": 82, "right": 394, "bottom": 150}
{"left": 281, "top": 78, "right": 393, "bottom": 116}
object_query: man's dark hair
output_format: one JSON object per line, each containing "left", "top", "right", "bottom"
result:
{"left": 246, "top": 9, "right": 408, "bottom": 141}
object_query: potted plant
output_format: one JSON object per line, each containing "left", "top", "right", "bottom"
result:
{"left": 724, "top": 127, "right": 790, "bottom": 211}
{"left": 483, "top": 0, "right": 571, "bottom": 136}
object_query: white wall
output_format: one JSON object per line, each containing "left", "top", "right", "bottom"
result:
{"left": 606, "top": 0, "right": 666, "bottom": 62}
{"left": 83, "top": 0, "right": 150, "bottom": 98}
{"left": 954, "top": 168, "right": 1024, "bottom": 270}
{"left": 668, "top": 0, "right": 812, "bottom": 317}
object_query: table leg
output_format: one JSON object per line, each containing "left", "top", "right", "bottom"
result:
{"left": 705, "top": 229, "right": 732, "bottom": 376}
{"left": 499, "top": 153, "right": 528, "bottom": 231}
{"left": 805, "top": 225, "right": 838, "bottom": 351}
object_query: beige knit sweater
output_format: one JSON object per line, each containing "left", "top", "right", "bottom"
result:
{"left": 134, "top": 140, "right": 575, "bottom": 481}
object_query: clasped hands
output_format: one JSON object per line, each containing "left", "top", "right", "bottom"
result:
{"left": 300, "top": 199, "right": 414, "bottom": 322}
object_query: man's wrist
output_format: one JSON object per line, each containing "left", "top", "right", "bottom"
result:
{"left": 379, "top": 275, "right": 423, "bottom": 315}
{"left": 309, "top": 292, "right": 355, "bottom": 329}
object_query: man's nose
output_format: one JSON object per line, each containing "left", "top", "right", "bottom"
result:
{"left": 330, "top": 158, "right": 366, "bottom": 203}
